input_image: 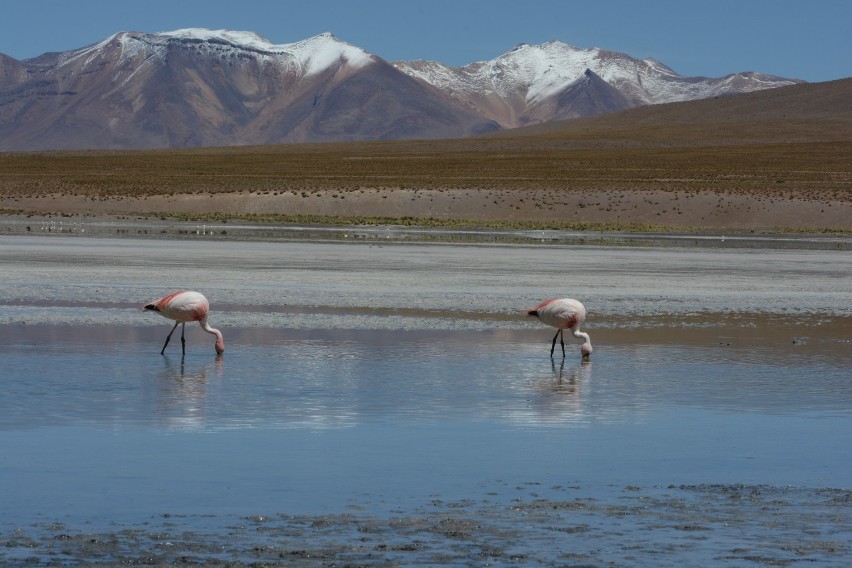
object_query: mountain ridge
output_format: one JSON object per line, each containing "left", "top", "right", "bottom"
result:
{"left": 0, "top": 29, "right": 802, "bottom": 151}
{"left": 490, "top": 77, "right": 852, "bottom": 147}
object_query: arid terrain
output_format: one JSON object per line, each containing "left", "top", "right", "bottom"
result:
{"left": 1, "top": 78, "right": 850, "bottom": 233}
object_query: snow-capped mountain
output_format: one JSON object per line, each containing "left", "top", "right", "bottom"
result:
{"left": 394, "top": 40, "right": 800, "bottom": 127}
{"left": 0, "top": 29, "right": 800, "bottom": 150}
{"left": 0, "top": 29, "right": 498, "bottom": 150}
{"left": 69, "top": 28, "right": 376, "bottom": 79}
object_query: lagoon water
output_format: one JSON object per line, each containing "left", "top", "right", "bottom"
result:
{"left": 0, "top": 233, "right": 850, "bottom": 565}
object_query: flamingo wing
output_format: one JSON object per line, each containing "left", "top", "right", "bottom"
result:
{"left": 146, "top": 290, "right": 209, "bottom": 322}
{"left": 530, "top": 298, "right": 585, "bottom": 329}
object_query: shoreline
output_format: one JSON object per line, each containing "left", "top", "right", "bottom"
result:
{"left": 2, "top": 213, "right": 850, "bottom": 250}
{"left": 4, "top": 483, "right": 850, "bottom": 567}
{"left": 2, "top": 185, "right": 850, "bottom": 232}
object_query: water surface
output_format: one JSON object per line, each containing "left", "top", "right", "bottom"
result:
{"left": 1, "top": 234, "right": 850, "bottom": 566}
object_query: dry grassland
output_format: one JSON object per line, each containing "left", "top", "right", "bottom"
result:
{"left": 1, "top": 79, "right": 850, "bottom": 233}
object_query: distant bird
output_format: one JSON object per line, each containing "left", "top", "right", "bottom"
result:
{"left": 143, "top": 290, "right": 224, "bottom": 355}
{"left": 527, "top": 298, "right": 592, "bottom": 360}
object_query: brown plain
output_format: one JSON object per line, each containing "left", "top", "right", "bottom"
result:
{"left": 1, "top": 78, "right": 850, "bottom": 233}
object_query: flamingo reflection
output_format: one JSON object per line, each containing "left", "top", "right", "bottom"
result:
{"left": 523, "top": 360, "right": 593, "bottom": 425}
{"left": 155, "top": 355, "right": 223, "bottom": 430}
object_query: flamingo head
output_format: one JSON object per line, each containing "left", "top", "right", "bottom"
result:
{"left": 215, "top": 336, "right": 225, "bottom": 355}
{"left": 581, "top": 343, "right": 592, "bottom": 360}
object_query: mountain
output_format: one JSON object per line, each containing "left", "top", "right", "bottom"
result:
{"left": 0, "top": 29, "right": 498, "bottom": 151}
{"left": 0, "top": 29, "right": 800, "bottom": 151}
{"left": 394, "top": 40, "right": 801, "bottom": 128}
{"left": 488, "top": 77, "right": 852, "bottom": 149}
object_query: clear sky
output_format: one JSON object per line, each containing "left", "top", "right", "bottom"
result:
{"left": 1, "top": 0, "right": 849, "bottom": 82}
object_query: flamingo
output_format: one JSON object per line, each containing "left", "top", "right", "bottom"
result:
{"left": 527, "top": 298, "right": 592, "bottom": 360}
{"left": 142, "top": 290, "right": 224, "bottom": 355}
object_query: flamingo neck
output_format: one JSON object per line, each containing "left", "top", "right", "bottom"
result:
{"left": 573, "top": 330, "right": 593, "bottom": 356}
{"left": 200, "top": 320, "right": 225, "bottom": 354}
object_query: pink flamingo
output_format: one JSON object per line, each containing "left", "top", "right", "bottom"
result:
{"left": 143, "top": 290, "right": 224, "bottom": 355}
{"left": 527, "top": 298, "right": 592, "bottom": 360}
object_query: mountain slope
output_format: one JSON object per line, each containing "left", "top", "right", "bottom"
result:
{"left": 491, "top": 77, "right": 852, "bottom": 147}
{"left": 394, "top": 40, "right": 800, "bottom": 128}
{"left": 0, "top": 29, "right": 497, "bottom": 150}
{"left": 0, "top": 30, "right": 801, "bottom": 151}
{"left": 1, "top": 80, "right": 849, "bottom": 232}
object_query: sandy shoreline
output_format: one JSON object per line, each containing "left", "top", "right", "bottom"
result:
{"left": 2, "top": 185, "right": 851, "bottom": 234}
{"left": 2, "top": 213, "right": 850, "bottom": 252}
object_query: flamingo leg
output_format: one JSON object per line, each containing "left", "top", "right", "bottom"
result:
{"left": 559, "top": 329, "right": 566, "bottom": 358}
{"left": 180, "top": 322, "right": 186, "bottom": 354}
{"left": 550, "top": 329, "right": 563, "bottom": 357}
{"left": 161, "top": 321, "right": 180, "bottom": 354}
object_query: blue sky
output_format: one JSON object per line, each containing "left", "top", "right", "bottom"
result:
{"left": 1, "top": 0, "right": 849, "bottom": 82}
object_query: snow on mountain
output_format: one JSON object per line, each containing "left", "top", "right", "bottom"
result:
{"left": 284, "top": 32, "right": 374, "bottom": 75}
{"left": 0, "top": 28, "right": 495, "bottom": 150}
{"left": 396, "top": 41, "right": 653, "bottom": 104}
{"left": 0, "top": 29, "right": 802, "bottom": 150}
{"left": 394, "top": 40, "right": 799, "bottom": 124}
{"left": 160, "top": 28, "right": 280, "bottom": 52}
{"left": 59, "top": 28, "right": 375, "bottom": 79}
{"left": 46, "top": 30, "right": 798, "bottom": 108}
{"left": 155, "top": 29, "right": 375, "bottom": 75}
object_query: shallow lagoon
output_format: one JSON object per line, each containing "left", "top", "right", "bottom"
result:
{"left": 0, "top": 234, "right": 850, "bottom": 566}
